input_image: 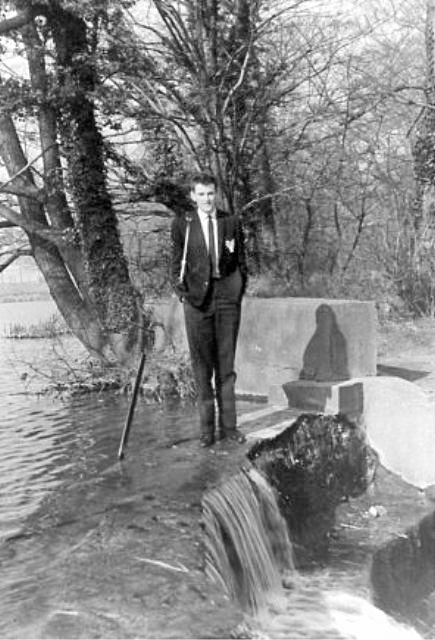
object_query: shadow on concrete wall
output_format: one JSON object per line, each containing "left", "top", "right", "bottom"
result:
{"left": 299, "top": 304, "right": 349, "bottom": 382}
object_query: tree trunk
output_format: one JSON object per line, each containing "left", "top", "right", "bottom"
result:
{"left": 48, "top": 5, "right": 143, "bottom": 362}
{"left": 232, "top": 0, "right": 277, "bottom": 270}
{"left": 0, "top": 3, "right": 146, "bottom": 365}
{"left": 0, "top": 114, "right": 109, "bottom": 360}
{"left": 22, "top": 21, "right": 97, "bottom": 311}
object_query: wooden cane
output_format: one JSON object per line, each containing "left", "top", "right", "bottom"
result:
{"left": 118, "top": 351, "right": 146, "bottom": 460}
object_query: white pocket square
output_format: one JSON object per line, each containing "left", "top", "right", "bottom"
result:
{"left": 225, "top": 238, "right": 235, "bottom": 253}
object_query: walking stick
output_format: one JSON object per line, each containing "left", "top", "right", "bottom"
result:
{"left": 118, "top": 351, "right": 146, "bottom": 460}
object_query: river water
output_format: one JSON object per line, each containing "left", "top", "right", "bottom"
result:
{"left": 1, "top": 300, "right": 229, "bottom": 639}
{"left": 1, "top": 300, "right": 93, "bottom": 542}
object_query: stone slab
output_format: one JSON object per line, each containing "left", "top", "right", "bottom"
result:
{"left": 360, "top": 376, "right": 435, "bottom": 489}
{"left": 152, "top": 297, "right": 377, "bottom": 397}
{"left": 282, "top": 379, "right": 364, "bottom": 418}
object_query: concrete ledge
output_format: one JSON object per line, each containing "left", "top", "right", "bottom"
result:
{"left": 235, "top": 390, "right": 268, "bottom": 403}
{"left": 152, "top": 296, "right": 377, "bottom": 398}
{"left": 361, "top": 376, "right": 435, "bottom": 488}
{"left": 283, "top": 379, "right": 364, "bottom": 418}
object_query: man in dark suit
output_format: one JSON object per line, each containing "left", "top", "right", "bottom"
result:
{"left": 171, "top": 172, "right": 248, "bottom": 447}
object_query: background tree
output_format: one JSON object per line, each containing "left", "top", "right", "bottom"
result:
{"left": 103, "top": 0, "right": 422, "bottom": 284}
{"left": 1, "top": 0, "right": 434, "bottom": 327}
{"left": 258, "top": 0, "right": 427, "bottom": 312}
{"left": 103, "top": 0, "right": 318, "bottom": 272}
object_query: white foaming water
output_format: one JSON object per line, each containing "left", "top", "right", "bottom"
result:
{"left": 252, "top": 577, "right": 423, "bottom": 640}
{"left": 202, "top": 465, "right": 424, "bottom": 640}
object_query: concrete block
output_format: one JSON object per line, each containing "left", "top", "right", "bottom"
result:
{"left": 237, "top": 298, "right": 376, "bottom": 394}
{"left": 283, "top": 380, "right": 336, "bottom": 412}
{"left": 339, "top": 381, "right": 364, "bottom": 417}
{"left": 151, "top": 296, "right": 377, "bottom": 398}
{"left": 282, "top": 379, "right": 364, "bottom": 417}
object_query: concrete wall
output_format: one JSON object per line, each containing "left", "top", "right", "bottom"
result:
{"left": 152, "top": 296, "right": 377, "bottom": 399}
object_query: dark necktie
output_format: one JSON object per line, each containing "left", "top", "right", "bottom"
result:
{"left": 208, "top": 214, "right": 219, "bottom": 278}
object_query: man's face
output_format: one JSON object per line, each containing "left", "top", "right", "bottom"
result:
{"left": 190, "top": 182, "right": 216, "bottom": 214}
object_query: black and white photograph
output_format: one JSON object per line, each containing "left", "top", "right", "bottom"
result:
{"left": 0, "top": 0, "right": 434, "bottom": 638}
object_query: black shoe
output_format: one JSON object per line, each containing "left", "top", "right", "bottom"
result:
{"left": 220, "top": 429, "right": 246, "bottom": 444}
{"left": 199, "top": 434, "right": 215, "bottom": 448}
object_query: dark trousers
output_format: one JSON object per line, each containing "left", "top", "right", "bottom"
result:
{"left": 184, "top": 290, "right": 241, "bottom": 438}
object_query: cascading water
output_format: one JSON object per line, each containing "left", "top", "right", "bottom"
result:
{"left": 202, "top": 433, "right": 425, "bottom": 640}
{"left": 202, "top": 465, "right": 295, "bottom": 613}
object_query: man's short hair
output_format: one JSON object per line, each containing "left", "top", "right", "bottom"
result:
{"left": 189, "top": 172, "right": 217, "bottom": 191}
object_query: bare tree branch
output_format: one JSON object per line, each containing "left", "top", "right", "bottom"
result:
{"left": 124, "top": 79, "right": 200, "bottom": 158}
{"left": 0, "top": 203, "right": 71, "bottom": 247}
{"left": 0, "top": 240, "right": 31, "bottom": 258}
{"left": 0, "top": 247, "right": 33, "bottom": 273}
{"left": 0, "top": 184, "right": 45, "bottom": 200}
{"left": 221, "top": 37, "right": 255, "bottom": 116}
{"left": 240, "top": 185, "right": 298, "bottom": 212}
{"left": 0, "top": 144, "right": 55, "bottom": 201}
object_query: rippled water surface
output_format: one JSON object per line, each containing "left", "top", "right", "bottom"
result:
{"left": 1, "top": 301, "right": 88, "bottom": 540}
{"left": 0, "top": 300, "right": 205, "bottom": 638}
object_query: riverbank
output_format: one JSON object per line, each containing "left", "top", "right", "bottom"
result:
{"left": 2, "top": 400, "right": 434, "bottom": 639}
{"left": 0, "top": 400, "right": 253, "bottom": 639}
{"left": 0, "top": 299, "right": 196, "bottom": 401}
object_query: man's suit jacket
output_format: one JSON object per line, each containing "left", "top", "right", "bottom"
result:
{"left": 171, "top": 209, "right": 248, "bottom": 308}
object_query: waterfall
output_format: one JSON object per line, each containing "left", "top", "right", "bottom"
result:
{"left": 202, "top": 462, "right": 424, "bottom": 640}
{"left": 202, "top": 464, "right": 295, "bottom": 613}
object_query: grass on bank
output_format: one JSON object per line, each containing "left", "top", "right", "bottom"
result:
{"left": 5, "top": 315, "right": 71, "bottom": 339}
{"left": 43, "top": 351, "right": 197, "bottom": 401}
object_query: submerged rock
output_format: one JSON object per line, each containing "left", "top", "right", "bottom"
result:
{"left": 247, "top": 413, "right": 379, "bottom": 564}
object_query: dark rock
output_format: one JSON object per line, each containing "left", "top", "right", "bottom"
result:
{"left": 248, "top": 413, "right": 379, "bottom": 565}
{"left": 371, "top": 508, "right": 435, "bottom": 616}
